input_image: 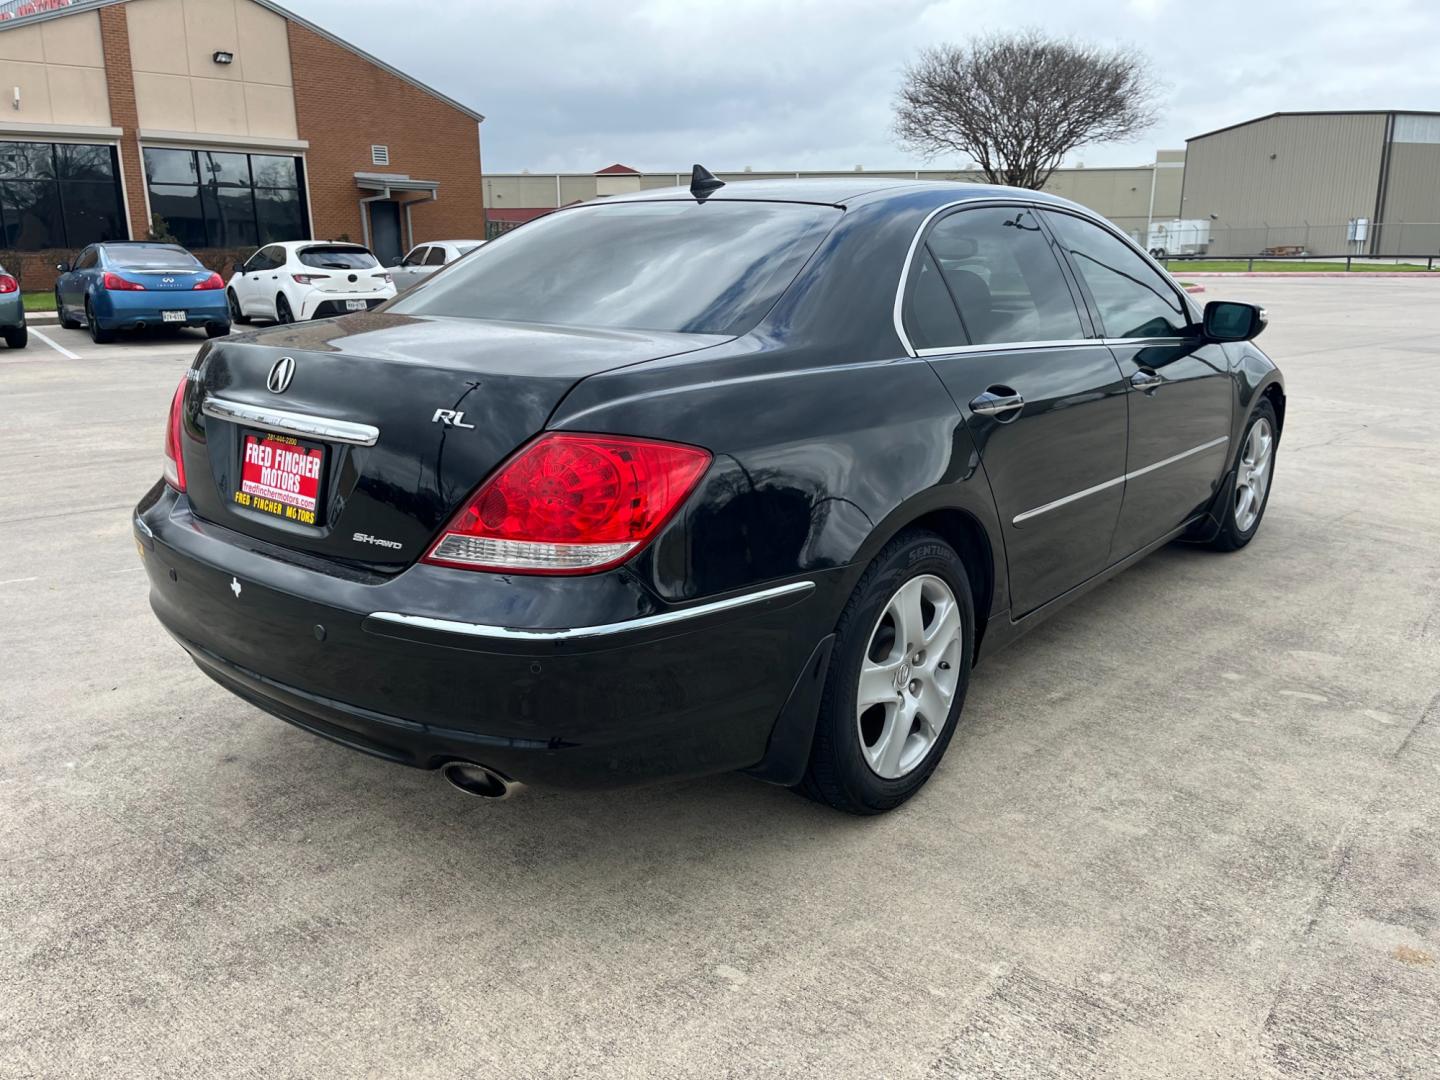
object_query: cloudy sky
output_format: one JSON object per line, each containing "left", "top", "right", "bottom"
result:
{"left": 290, "top": 0, "right": 1440, "bottom": 173}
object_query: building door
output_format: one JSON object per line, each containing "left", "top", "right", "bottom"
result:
{"left": 368, "top": 200, "right": 402, "bottom": 265}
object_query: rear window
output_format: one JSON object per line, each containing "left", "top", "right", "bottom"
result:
{"left": 108, "top": 245, "right": 201, "bottom": 270}
{"left": 388, "top": 201, "right": 839, "bottom": 335}
{"left": 299, "top": 246, "right": 378, "bottom": 270}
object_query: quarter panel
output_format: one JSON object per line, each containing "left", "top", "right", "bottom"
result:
{"left": 550, "top": 348, "right": 1002, "bottom": 608}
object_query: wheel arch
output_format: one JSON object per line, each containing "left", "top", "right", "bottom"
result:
{"left": 862, "top": 504, "right": 999, "bottom": 661}
{"left": 1261, "top": 381, "right": 1286, "bottom": 437}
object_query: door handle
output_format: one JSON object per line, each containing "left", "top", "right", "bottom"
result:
{"left": 969, "top": 388, "right": 1025, "bottom": 419}
{"left": 1131, "top": 368, "right": 1164, "bottom": 391}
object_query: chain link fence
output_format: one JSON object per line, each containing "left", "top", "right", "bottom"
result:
{"left": 1154, "top": 221, "right": 1440, "bottom": 261}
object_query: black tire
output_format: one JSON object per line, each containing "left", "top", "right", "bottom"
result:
{"left": 227, "top": 289, "right": 250, "bottom": 324}
{"left": 206, "top": 322, "right": 231, "bottom": 339}
{"left": 85, "top": 300, "right": 114, "bottom": 344}
{"left": 55, "top": 290, "right": 81, "bottom": 329}
{"left": 797, "top": 530, "right": 975, "bottom": 815}
{"left": 1209, "top": 398, "right": 1278, "bottom": 552}
{"left": 275, "top": 294, "right": 293, "bottom": 324}
{"left": 3, "top": 325, "right": 26, "bottom": 349}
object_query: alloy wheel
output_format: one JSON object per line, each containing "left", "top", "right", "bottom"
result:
{"left": 1234, "top": 417, "right": 1274, "bottom": 531}
{"left": 856, "top": 574, "right": 964, "bottom": 779}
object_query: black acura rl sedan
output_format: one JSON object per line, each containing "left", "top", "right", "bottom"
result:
{"left": 135, "top": 169, "right": 1283, "bottom": 814}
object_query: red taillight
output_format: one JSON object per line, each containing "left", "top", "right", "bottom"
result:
{"left": 0, "top": 274, "right": 17, "bottom": 294}
{"left": 424, "top": 432, "right": 712, "bottom": 574}
{"left": 292, "top": 274, "right": 325, "bottom": 284}
{"left": 193, "top": 272, "right": 224, "bottom": 290}
{"left": 163, "top": 377, "right": 187, "bottom": 492}
{"left": 103, "top": 271, "right": 145, "bottom": 291}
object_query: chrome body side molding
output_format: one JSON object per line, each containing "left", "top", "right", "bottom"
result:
{"left": 1012, "top": 436, "right": 1229, "bottom": 525}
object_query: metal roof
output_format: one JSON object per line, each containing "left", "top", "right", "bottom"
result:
{"left": 0, "top": 0, "right": 485, "bottom": 124}
{"left": 1188, "top": 110, "right": 1440, "bottom": 142}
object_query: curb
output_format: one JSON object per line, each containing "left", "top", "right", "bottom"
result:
{"left": 1182, "top": 283, "right": 1205, "bottom": 295}
{"left": 26, "top": 313, "right": 59, "bottom": 326}
{"left": 1178, "top": 271, "right": 1440, "bottom": 279}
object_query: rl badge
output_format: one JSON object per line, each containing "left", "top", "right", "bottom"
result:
{"left": 235, "top": 432, "right": 324, "bottom": 526}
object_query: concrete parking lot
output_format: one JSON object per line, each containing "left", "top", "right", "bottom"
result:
{"left": 3, "top": 280, "right": 1438, "bottom": 1079}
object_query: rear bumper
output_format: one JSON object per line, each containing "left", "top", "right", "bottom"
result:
{"left": 135, "top": 485, "right": 839, "bottom": 790}
{"left": 0, "top": 291, "right": 23, "bottom": 327}
{"left": 300, "top": 293, "right": 392, "bottom": 320}
{"left": 94, "top": 290, "right": 228, "bottom": 328}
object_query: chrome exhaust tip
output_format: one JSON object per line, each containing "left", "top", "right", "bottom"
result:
{"left": 438, "top": 760, "right": 520, "bottom": 800}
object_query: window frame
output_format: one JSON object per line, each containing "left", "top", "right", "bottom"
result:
{"left": 401, "top": 246, "right": 429, "bottom": 267}
{"left": 898, "top": 200, "right": 1097, "bottom": 356}
{"left": 141, "top": 146, "right": 309, "bottom": 249}
{"left": 1039, "top": 207, "right": 1199, "bottom": 342}
{"left": 422, "top": 245, "right": 447, "bottom": 266}
{"left": 0, "top": 140, "right": 125, "bottom": 250}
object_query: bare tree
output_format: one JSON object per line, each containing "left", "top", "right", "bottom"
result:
{"left": 894, "top": 32, "right": 1160, "bottom": 189}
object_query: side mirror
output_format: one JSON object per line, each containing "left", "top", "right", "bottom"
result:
{"left": 1202, "top": 300, "right": 1266, "bottom": 343}
{"left": 55, "top": 261, "right": 69, "bottom": 273}
{"left": 232, "top": 262, "right": 245, "bottom": 276}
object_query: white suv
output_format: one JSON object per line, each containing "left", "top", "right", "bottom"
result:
{"left": 389, "top": 239, "right": 486, "bottom": 290}
{"left": 226, "top": 241, "right": 396, "bottom": 323}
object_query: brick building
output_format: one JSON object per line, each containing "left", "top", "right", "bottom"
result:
{"left": 0, "top": 0, "right": 484, "bottom": 288}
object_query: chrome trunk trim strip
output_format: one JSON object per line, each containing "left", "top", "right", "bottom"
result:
{"left": 202, "top": 396, "right": 380, "bottom": 446}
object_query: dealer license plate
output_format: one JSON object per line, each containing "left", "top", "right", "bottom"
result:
{"left": 234, "top": 432, "right": 326, "bottom": 527}
{"left": 161, "top": 310, "right": 186, "bottom": 323}
{"left": 345, "top": 299, "right": 368, "bottom": 312}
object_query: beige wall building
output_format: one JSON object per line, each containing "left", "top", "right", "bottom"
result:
{"left": 485, "top": 153, "right": 1187, "bottom": 244}
{"left": 0, "top": 0, "right": 486, "bottom": 286}
{"left": 1182, "top": 111, "right": 1440, "bottom": 256}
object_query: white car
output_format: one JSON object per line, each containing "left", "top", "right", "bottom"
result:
{"left": 226, "top": 241, "right": 396, "bottom": 324}
{"left": 389, "top": 239, "right": 486, "bottom": 290}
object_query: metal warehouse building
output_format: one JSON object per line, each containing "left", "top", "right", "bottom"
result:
{"left": 1181, "top": 111, "right": 1440, "bottom": 257}
{"left": 0, "top": 0, "right": 485, "bottom": 288}
{"left": 484, "top": 151, "right": 1188, "bottom": 244}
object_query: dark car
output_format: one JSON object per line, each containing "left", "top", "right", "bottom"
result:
{"left": 56, "top": 242, "right": 229, "bottom": 343}
{"left": 135, "top": 171, "right": 1284, "bottom": 814}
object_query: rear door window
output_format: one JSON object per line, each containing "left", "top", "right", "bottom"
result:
{"left": 390, "top": 200, "right": 839, "bottom": 335}
{"left": 423, "top": 246, "right": 446, "bottom": 266}
{"left": 1043, "top": 211, "right": 1188, "bottom": 339}
{"left": 924, "top": 207, "right": 1085, "bottom": 345}
{"left": 299, "top": 246, "right": 378, "bottom": 270}
{"left": 903, "top": 249, "right": 967, "bottom": 351}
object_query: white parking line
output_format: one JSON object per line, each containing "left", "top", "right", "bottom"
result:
{"left": 29, "top": 327, "right": 81, "bottom": 360}
{"left": 0, "top": 576, "right": 38, "bottom": 587}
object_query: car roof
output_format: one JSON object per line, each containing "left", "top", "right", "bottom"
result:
{"left": 599, "top": 176, "right": 1087, "bottom": 213}
{"left": 97, "top": 241, "right": 188, "bottom": 249}
{"left": 275, "top": 240, "right": 371, "bottom": 250}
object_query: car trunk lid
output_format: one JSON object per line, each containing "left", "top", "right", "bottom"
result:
{"left": 181, "top": 312, "right": 727, "bottom": 569}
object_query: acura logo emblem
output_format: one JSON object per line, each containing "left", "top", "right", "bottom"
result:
{"left": 266, "top": 356, "right": 296, "bottom": 394}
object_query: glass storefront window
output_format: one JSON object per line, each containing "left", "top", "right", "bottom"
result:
{"left": 142, "top": 147, "right": 307, "bottom": 249}
{"left": 0, "top": 141, "right": 124, "bottom": 249}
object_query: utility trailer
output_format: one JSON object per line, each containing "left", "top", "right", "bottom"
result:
{"left": 1146, "top": 219, "right": 1211, "bottom": 259}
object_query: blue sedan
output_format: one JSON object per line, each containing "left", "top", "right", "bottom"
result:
{"left": 55, "top": 242, "right": 230, "bottom": 344}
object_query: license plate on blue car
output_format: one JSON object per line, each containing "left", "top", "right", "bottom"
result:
{"left": 162, "top": 310, "right": 185, "bottom": 323}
